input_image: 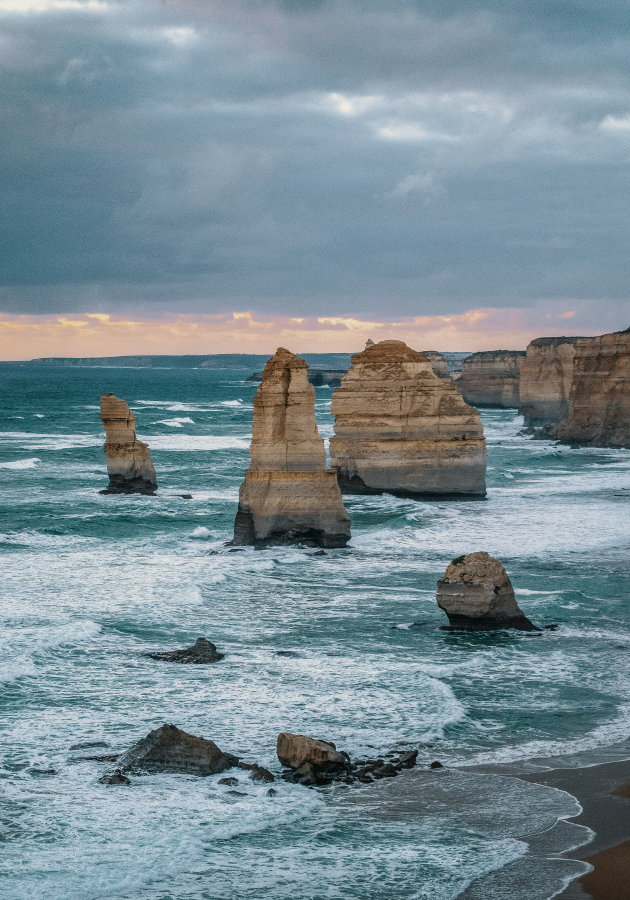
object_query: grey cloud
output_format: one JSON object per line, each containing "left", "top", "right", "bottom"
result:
{"left": 0, "top": 0, "right": 629, "bottom": 321}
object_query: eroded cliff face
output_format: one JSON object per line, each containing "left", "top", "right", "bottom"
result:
{"left": 556, "top": 331, "right": 630, "bottom": 447}
{"left": 458, "top": 351, "right": 525, "bottom": 407}
{"left": 100, "top": 394, "right": 157, "bottom": 494}
{"left": 233, "top": 348, "right": 350, "bottom": 547}
{"left": 518, "top": 337, "right": 587, "bottom": 426}
{"left": 421, "top": 351, "right": 449, "bottom": 379}
{"left": 329, "top": 340, "right": 486, "bottom": 497}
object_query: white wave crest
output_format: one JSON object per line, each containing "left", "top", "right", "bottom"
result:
{"left": 0, "top": 457, "right": 40, "bottom": 469}
{"left": 154, "top": 418, "right": 195, "bottom": 427}
{"left": 148, "top": 435, "right": 250, "bottom": 451}
{"left": 190, "top": 526, "right": 212, "bottom": 539}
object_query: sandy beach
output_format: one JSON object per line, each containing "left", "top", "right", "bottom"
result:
{"left": 519, "top": 759, "right": 630, "bottom": 899}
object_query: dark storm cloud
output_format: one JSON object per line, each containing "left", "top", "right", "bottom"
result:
{"left": 1, "top": 0, "right": 629, "bottom": 321}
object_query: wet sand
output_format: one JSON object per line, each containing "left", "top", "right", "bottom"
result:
{"left": 518, "top": 760, "right": 630, "bottom": 899}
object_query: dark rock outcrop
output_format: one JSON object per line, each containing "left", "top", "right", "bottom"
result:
{"left": 518, "top": 337, "right": 587, "bottom": 426}
{"left": 437, "top": 552, "right": 538, "bottom": 631}
{"left": 99, "top": 769, "right": 131, "bottom": 785}
{"left": 100, "top": 394, "right": 157, "bottom": 494}
{"left": 556, "top": 330, "right": 630, "bottom": 447}
{"left": 233, "top": 348, "right": 351, "bottom": 548}
{"left": 144, "top": 637, "right": 224, "bottom": 664}
{"left": 329, "top": 340, "right": 486, "bottom": 498}
{"left": 457, "top": 351, "right": 525, "bottom": 408}
{"left": 117, "top": 724, "right": 238, "bottom": 776}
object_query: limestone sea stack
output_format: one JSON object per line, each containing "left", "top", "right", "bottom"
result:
{"left": 436, "top": 552, "right": 538, "bottom": 631}
{"left": 421, "top": 350, "right": 449, "bottom": 379}
{"left": 556, "top": 330, "right": 630, "bottom": 447}
{"left": 518, "top": 337, "right": 587, "bottom": 426}
{"left": 329, "top": 340, "right": 486, "bottom": 498}
{"left": 458, "top": 350, "right": 525, "bottom": 408}
{"left": 100, "top": 394, "right": 157, "bottom": 494}
{"left": 233, "top": 348, "right": 351, "bottom": 547}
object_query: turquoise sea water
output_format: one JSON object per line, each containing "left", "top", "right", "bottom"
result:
{"left": 2, "top": 361, "right": 630, "bottom": 899}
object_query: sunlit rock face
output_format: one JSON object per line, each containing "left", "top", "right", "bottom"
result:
{"left": 556, "top": 330, "right": 630, "bottom": 447}
{"left": 458, "top": 351, "right": 525, "bottom": 408}
{"left": 421, "top": 351, "right": 449, "bottom": 379}
{"left": 518, "top": 337, "right": 586, "bottom": 426}
{"left": 233, "top": 348, "right": 351, "bottom": 547}
{"left": 437, "top": 552, "right": 537, "bottom": 631}
{"left": 100, "top": 394, "right": 157, "bottom": 494}
{"left": 329, "top": 340, "right": 486, "bottom": 498}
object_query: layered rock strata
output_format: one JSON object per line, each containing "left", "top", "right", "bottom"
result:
{"left": 100, "top": 394, "right": 157, "bottom": 494}
{"left": 458, "top": 351, "right": 525, "bottom": 407}
{"left": 117, "top": 724, "right": 238, "bottom": 776}
{"left": 421, "top": 351, "right": 449, "bottom": 379}
{"left": 556, "top": 330, "right": 630, "bottom": 447}
{"left": 329, "top": 340, "right": 486, "bottom": 498}
{"left": 518, "top": 337, "right": 587, "bottom": 426}
{"left": 233, "top": 348, "right": 351, "bottom": 547}
{"left": 437, "top": 552, "right": 537, "bottom": 631}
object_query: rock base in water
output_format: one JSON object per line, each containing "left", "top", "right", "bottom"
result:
{"left": 117, "top": 724, "right": 238, "bottom": 776}
{"left": 100, "top": 394, "right": 158, "bottom": 494}
{"left": 437, "top": 552, "right": 539, "bottom": 631}
{"left": 144, "top": 637, "right": 224, "bottom": 664}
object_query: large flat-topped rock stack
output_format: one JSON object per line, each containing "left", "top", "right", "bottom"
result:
{"left": 556, "top": 330, "right": 630, "bottom": 447}
{"left": 329, "top": 340, "right": 486, "bottom": 498}
{"left": 518, "top": 337, "right": 587, "bottom": 426}
{"left": 233, "top": 348, "right": 350, "bottom": 547}
{"left": 100, "top": 394, "right": 157, "bottom": 494}
{"left": 458, "top": 350, "right": 525, "bottom": 408}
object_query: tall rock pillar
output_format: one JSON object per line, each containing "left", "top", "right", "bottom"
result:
{"left": 233, "top": 348, "right": 351, "bottom": 547}
{"left": 518, "top": 337, "right": 586, "bottom": 426}
{"left": 330, "top": 340, "right": 486, "bottom": 497}
{"left": 100, "top": 394, "right": 157, "bottom": 494}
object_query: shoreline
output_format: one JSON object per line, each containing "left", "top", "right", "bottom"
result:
{"left": 460, "top": 753, "right": 630, "bottom": 899}
{"left": 520, "top": 759, "right": 630, "bottom": 899}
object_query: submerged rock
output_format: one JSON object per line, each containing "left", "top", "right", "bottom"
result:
{"left": 117, "top": 724, "right": 238, "bottom": 776}
{"left": 437, "top": 552, "right": 538, "bottom": 631}
{"left": 100, "top": 394, "right": 157, "bottom": 494}
{"left": 99, "top": 769, "right": 131, "bottom": 785}
{"left": 458, "top": 350, "right": 525, "bottom": 408}
{"left": 330, "top": 340, "right": 486, "bottom": 498}
{"left": 518, "top": 337, "right": 586, "bottom": 427}
{"left": 233, "top": 348, "right": 351, "bottom": 548}
{"left": 144, "top": 637, "right": 224, "bottom": 664}
{"left": 249, "top": 766, "right": 275, "bottom": 783}
{"left": 556, "top": 330, "right": 630, "bottom": 448}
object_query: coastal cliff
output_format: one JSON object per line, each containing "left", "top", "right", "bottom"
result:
{"left": 457, "top": 351, "right": 524, "bottom": 407}
{"left": 100, "top": 394, "right": 157, "bottom": 494}
{"left": 556, "top": 330, "right": 630, "bottom": 447}
{"left": 518, "top": 337, "right": 586, "bottom": 426}
{"left": 233, "top": 348, "right": 350, "bottom": 547}
{"left": 329, "top": 340, "right": 486, "bottom": 498}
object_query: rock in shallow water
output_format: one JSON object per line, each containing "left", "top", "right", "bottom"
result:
{"left": 144, "top": 637, "right": 224, "bottom": 664}
{"left": 117, "top": 724, "right": 238, "bottom": 776}
{"left": 277, "top": 732, "right": 348, "bottom": 772}
{"left": 437, "top": 552, "right": 538, "bottom": 631}
{"left": 99, "top": 769, "right": 131, "bottom": 785}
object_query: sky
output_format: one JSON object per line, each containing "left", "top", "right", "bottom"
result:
{"left": 1, "top": 0, "right": 629, "bottom": 357}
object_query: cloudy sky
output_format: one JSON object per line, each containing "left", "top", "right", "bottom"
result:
{"left": 1, "top": 0, "right": 629, "bottom": 355}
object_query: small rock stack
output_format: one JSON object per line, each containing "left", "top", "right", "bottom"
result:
{"left": 100, "top": 394, "right": 157, "bottom": 494}
{"left": 437, "top": 552, "right": 538, "bottom": 631}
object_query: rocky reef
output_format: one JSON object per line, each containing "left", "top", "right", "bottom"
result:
{"left": 100, "top": 394, "right": 157, "bottom": 494}
{"left": 556, "top": 330, "right": 630, "bottom": 447}
{"left": 518, "top": 337, "right": 587, "bottom": 426}
{"left": 233, "top": 348, "right": 351, "bottom": 547}
{"left": 458, "top": 350, "right": 525, "bottom": 407}
{"left": 116, "top": 724, "right": 238, "bottom": 776}
{"left": 437, "top": 552, "right": 538, "bottom": 631}
{"left": 144, "top": 637, "right": 224, "bottom": 664}
{"left": 329, "top": 340, "right": 486, "bottom": 498}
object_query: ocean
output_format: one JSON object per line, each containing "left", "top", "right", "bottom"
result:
{"left": 2, "top": 359, "right": 630, "bottom": 900}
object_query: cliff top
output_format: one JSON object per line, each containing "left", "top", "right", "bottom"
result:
{"left": 350, "top": 340, "right": 427, "bottom": 365}
{"left": 262, "top": 347, "right": 308, "bottom": 372}
{"left": 463, "top": 350, "right": 526, "bottom": 360}
{"left": 528, "top": 336, "right": 588, "bottom": 348}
